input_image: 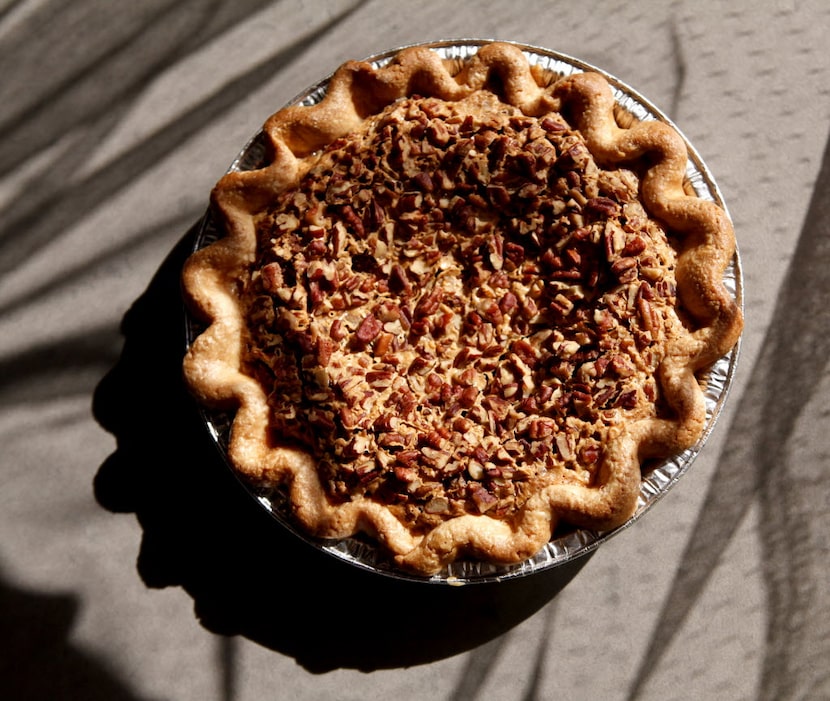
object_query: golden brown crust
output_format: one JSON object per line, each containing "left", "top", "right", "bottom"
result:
{"left": 182, "top": 42, "right": 742, "bottom": 575}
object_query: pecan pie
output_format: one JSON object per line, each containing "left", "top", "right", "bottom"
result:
{"left": 182, "top": 42, "right": 742, "bottom": 575}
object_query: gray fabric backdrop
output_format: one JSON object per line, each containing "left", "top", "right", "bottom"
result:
{"left": 2, "top": 1, "right": 828, "bottom": 699}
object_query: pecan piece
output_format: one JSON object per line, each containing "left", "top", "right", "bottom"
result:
{"left": 414, "top": 287, "right": 443, "bottom": 318}
{"left": 610, "top": 256, "right": 638, "bottom": 282}
{"left": 261, "top": 262, "right": 284, "bottom": 293}
{"left": 425, "top": 120, "right": 450, "bottom": 146}
{"left": 622, "top": 235, "right": 647, "bottom": 257}
{"left": 374, "top": 332, "right": 394, "bottom": 356}
{"left": 615, "top": 389, "right": 639, "bottom": 409}
{"left": 412, "top": 171, "right": 435, "bottom": 192}
{"left": 579, "top": 444, "right": 601, "bottom": 465}
{"left": 498, "top": 291, "right": 518, "bottom": 315}
{"left": 584, "top": 196, "right": 620, "bottom": 218}
{"left": 459, "top": 386, "right": 479, "bottom": 408}
{"left": 637, "top": 292, "right": 660, "bottom": 335}
{"left": 468, "top": 483, "right": 498, "bottom": 513}
{"left": 425, "top": 496, "right": 450, "bottom": 514}
{"left": 389, "top": 263, "right": 412, "bottom": 296}
{"left": 355, "top": 314, "right": 383, "bottom": 343}
{"left": 527, "top": 418, "right": 556, "bottom": 440}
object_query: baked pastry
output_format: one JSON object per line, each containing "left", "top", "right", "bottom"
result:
{"left": 182, "top": 42, "right": 742, "bottom": 575}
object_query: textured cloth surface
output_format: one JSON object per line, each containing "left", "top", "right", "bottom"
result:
{"left": 2, "top": 2, "right": 829, "bottom": 700}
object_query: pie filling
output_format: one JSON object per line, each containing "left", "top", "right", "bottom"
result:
{"left": 242, "top": 91, "right": 683, "bottom": 533}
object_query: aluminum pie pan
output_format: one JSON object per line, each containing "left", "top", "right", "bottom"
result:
{"left": 185, "top": 39, "right": 742, "bottom": 585}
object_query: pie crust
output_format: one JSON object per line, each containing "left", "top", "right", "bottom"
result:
{"left": 182, "top": 42, "right": 743, "bottom": 575}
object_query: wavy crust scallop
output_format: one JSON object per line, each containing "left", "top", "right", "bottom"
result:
{"left": 182, "top": 42, "right": 742, "bottom": 575}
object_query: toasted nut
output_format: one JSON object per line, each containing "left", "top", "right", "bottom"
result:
{"left": 355, "top": 314, "right": 383, "bottom": 343}
{"left": 610, "top": 256, "right": 638, "bottom": 282}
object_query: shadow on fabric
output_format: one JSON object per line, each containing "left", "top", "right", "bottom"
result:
{"left": 92, "top": 222, "right": 588, "bottom": 673}
{"left": 0, "top": 569, "right": 156, "bottom": 701}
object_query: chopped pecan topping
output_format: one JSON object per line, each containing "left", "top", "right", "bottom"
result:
{"left": 242, "top": 91, "right": 681, "bottom": 529}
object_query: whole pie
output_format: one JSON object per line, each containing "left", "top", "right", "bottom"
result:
{"left": 182, "top": 42, "right": 742, "bottom": 575}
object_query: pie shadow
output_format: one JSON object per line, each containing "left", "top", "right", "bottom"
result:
{"left": 92, "top": 223, "right": 590, "bottom": 673}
